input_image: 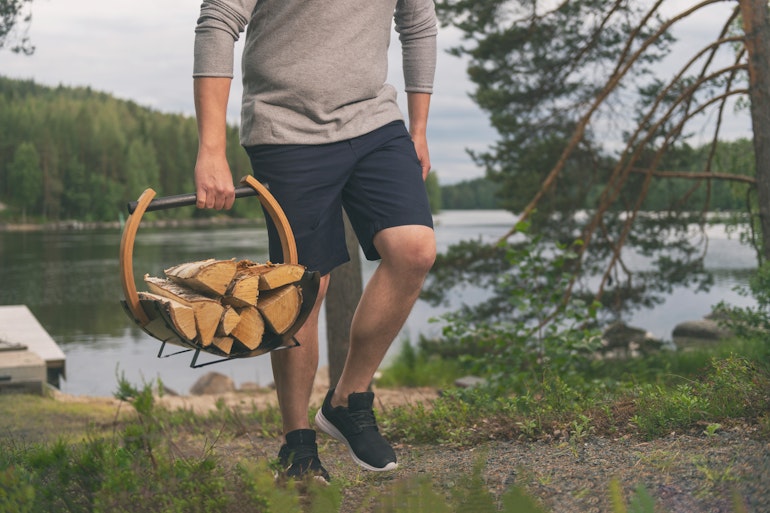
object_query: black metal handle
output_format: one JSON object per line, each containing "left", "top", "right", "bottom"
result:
{"left": 126, "top": 185, "right": 260, "bottom": 214}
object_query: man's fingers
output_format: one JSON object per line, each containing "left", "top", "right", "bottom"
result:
{"left": 196, "top": 186, "right": 235, "bottom": 210}
{"left": 196, "top": 190, "right": 208, "bottom": 209}
{"left": 218, "top": 187, "right": 235, "bottom": 210}
{"left": 224, "top": 193, "right": 236, "bottom": 210}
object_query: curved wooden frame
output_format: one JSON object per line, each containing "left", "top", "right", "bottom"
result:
{"left": 119, "top": 175, "right": 298, "bottom": 330}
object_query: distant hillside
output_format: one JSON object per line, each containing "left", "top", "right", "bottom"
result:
{"left": 438, "top": 138, "right": 754, "bottom": 213}
{"left": 440, "top": 177, "right": 502, "bottom": 210}
{"left": 0, "top": 76, "right": 259, "bottom": 223}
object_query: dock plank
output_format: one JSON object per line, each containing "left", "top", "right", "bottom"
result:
{"left": 0, "top": 305, "right": 66, "bottom": 385}
{"left": 0, "top": 350, "right": 46, "bottom": 395}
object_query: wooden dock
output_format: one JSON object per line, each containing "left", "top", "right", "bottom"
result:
{"left": 0, "top": 305, "right": 66, "bottom": 393}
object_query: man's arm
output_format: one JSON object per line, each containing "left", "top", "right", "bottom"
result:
{"left": 193, "top": 0, "right": 256, "bottom": 210}
{"left": 407, "top": 92, "right": 432, "bottom": 181}
{"left": 395, "top": 0, "right": 437, "bottom": 182}
{"left": 194, "top": 77, "right": 235, "bottom": 210}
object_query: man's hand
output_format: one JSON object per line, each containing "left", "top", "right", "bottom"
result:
{"left": 407, "top": 92, "right": 432, "bottom": 182}
{"left": 193, "top": 76, "right": 235, "bottom": 210}
{"left": 412, "top": 133, "right": 432, "bottom": 181}
{"left": 194, "top": 152, "right": 235, "bottom": 210}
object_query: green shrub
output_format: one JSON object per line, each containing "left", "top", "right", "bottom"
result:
{"left": 378, "top": 337, "right": 468, "bottom": 388}
{"left": 433, "top": 230, "right": 603, "bottom": 395}
{"left": 0, "top": 466, "right": 35, "bottom": 513}
{"left": 632, "top": 355, "right": 770, "bottom": 439}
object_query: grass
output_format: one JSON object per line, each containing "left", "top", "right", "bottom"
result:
{"left": 379, "top": 335, "right": 770, "bottom": 444}
{"left": 0, "top": 335, "right": 767, "bottom": 512}
{"left": 0, "top": 392, "right": 126, "bottom": 443}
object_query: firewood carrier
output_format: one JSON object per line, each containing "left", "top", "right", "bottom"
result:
{"left": 119, "top": 175, "right": 320, "bottom": 368}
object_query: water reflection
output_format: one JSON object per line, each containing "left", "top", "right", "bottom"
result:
{"left": 0, "top": 211, "right": 759, "bottom": 397}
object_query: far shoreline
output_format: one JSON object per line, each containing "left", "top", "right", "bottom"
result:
{"left": 0, "top": 216, "right": 264, "bottom": 233}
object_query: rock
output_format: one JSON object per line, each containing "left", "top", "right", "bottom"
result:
{"left": 189, "top": 372, "right": 236, "bottom": 395}
{"left": 672, "top": 319, "right": 733, "bottom": 349}
{"left": 600, "top": 321, "right": 664, "bottom": 359}
{"left": 238, "top": 381, "right": 261, "bottom": 392}
{"left": 454, "top": 376, "right": 486, "bottom": 389}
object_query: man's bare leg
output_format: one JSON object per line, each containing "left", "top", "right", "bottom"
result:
{"left": 271, "top": 275, "right": 329, "bottom": 437}
{"left": 331, "top": 224, "right": 435, "bottom": 406}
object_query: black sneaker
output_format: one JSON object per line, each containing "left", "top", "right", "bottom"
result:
{"left": 276, "top": 429, "right": 330, "bottom": 483}
{"left": 315, "top": 388, "right": 397, "bottom": 472}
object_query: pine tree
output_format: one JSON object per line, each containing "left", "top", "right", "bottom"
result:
{"left": 7, "top": 141, "right": 42, "bottom": 222}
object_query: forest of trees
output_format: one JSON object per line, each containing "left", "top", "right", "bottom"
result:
{"left": 0, "top": 76, "right": 260, "bottom": 223}
{"left": 440, "top": 139, "right": 753, "bottom": 211}
{"left": 441, "top": 177, "right": 501, "bottom": 209}
{"left": 0, "top": 76, "right": 756, "bottom": 222}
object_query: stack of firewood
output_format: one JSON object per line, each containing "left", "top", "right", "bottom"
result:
{"left": 137, "top": 259, "right": 305, "bottom": 355}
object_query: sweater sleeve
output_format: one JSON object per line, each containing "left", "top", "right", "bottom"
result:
{"left": 193, "top": 0, "right": 257, "bottom": 78}
{"left": 394, "top": 0, "right": 438, "bottom": 94}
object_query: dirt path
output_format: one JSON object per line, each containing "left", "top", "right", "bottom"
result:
{"left": 48, "top": 380, "right": 769, "bottom": 513}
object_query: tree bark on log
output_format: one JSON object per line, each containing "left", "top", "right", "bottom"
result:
{"left": 164, "top": 259, "right": 237, "bottom": 296}
{"left": 144, "top": 276, "right": 225, "bottom": 347}
{"left": 217, "top": 306, "right": 241, "bottom": 336}
{"left": 237, "top": 261, "right": 306, "bottom": 290}
{"left": 138, "top": 292, "right": 197, "bottom": 342}
{"left": 223, "top": 273, "right": 260, "bottom": 308}
{"left": 231, "top": 306, "right": 265, "bottom": 350}
{"left": 258, "top": 284, "right": 302, "bottom": 334}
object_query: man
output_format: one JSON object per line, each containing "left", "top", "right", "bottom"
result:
{"left": 192, "top": 0, "right": 437, "bottom": 481}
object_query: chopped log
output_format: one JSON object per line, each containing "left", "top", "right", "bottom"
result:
{"left": 230, "top": 306, "right": 265, "bottom": 350}
{"left": 138, "top": 299, "right": 194, "bottom": 347}
{"left": 211, "top": 336, "right": 234, "bottom": 355}
{"left": 144, "top": 275, "right": 224, "bottom": 347}
{"left": 237, "top": 261, "right": 305, "bottom": 290}
{"left": 140, "top": 260, "right": 308, "bottom": 355}
{"left": 141, "top": 316, "right": 188, "bottom": 347}
{"left": 257, "top": 284, "right": 302, "bottom": 334}
{"left": 137, "top": 292, "right": 198, "bottom": 341}
{"left": 217, "top": 306, "right": 241, "bottom": 336}
{"left": 222, "top": 272, "right": 260, "bottom": 307}
{"left": 164, "top": 259, "right": 237, "bottom": 297}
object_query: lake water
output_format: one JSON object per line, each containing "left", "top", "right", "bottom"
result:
{"left": 0, "top": 210, "right": 757, "bottom": 397}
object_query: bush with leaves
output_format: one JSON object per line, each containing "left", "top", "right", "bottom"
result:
{"left": 430, "top": 223, "right": 603, "bottom": 395}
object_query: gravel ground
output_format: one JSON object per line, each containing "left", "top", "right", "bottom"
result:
{"left": 209, "top": 427, "right": 769, "bottom": 513}
{"left": 258, "top": 430, "right": 768, "bottom": 513}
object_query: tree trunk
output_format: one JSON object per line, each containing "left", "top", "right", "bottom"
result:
{"left": 740, "top": 0, "right": 770, "bottom": 262}
{"left": 325, "top": 212, "right": 363, "bottom": 388}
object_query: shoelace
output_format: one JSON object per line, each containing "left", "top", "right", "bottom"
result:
{"left": 279, "top": 444, "right": 330, "bottom": 482}
{"left": 349, "top": 407, "right": 378, "bottom": 430}
{"left": 282, "top": 443, "right": 319, "bottom": 465}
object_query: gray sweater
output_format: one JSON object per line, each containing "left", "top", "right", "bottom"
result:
{"left": 194, "top": 0, "right": 437, "bottom": 146}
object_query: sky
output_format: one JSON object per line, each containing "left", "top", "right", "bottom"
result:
{"left": 1, "top": 0, "right": 750, "bottom": 185}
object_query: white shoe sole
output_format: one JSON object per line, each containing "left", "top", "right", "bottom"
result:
{"left": 315, "top": 409, "right": 398, "bottom": 472}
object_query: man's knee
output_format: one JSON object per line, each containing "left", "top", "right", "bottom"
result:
{"left": 402, "top": 237, "right": 436, "bottom": 275}
{"left": 376, "top": 225, "right": 436, "bottom": 276}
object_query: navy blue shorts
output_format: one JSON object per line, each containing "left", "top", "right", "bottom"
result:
{"left": 244, "top": 120, "right": 434, "bottom": 275}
